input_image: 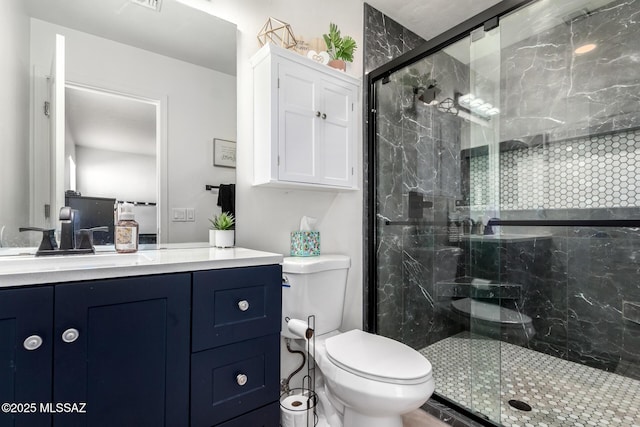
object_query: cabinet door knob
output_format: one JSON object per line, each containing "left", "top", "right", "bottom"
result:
{"left": 237, "top": 300, "right": 250, "bottom": 311}
{"left": 23, "top": 335, "right": 43, "bottom": 351}
{"left": 322, "top": 113, "right": 327, "bottom": 119}
{"left": 236, "top": 373, "right": 248, "bottom": 386}
{"left": 62, "top": 328, "right": 79, "bottom": 343}
{"left": 316, "top": 111, "right": 321, "bottom": 117}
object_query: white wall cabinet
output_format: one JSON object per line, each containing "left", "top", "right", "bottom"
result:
{"left": 252, "top": 43, "right": 359, "bottom": 190}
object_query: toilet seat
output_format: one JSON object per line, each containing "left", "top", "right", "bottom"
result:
{"left": 324, "top": 330, "right": 432, "bottom": 385}
{"left": 451, "top": 298, "right": 532, "bottom": 326}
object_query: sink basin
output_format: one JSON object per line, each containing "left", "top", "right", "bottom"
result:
{"left": 0, "top": 252, "right": 154, "bottom": 274}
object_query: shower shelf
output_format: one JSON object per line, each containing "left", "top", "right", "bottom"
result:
{"left": 487, "top": 219, "right": 640, "bottom": 228}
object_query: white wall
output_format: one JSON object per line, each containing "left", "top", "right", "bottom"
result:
{"left": 75, "top": 146, "right": 156, "bottom": 203}
{"left": 0, "top": 0, "right": 30, "bottom": 247}
{"left": 181, "top": 0, "right": 365, "bottom": 388}
{"left": 30, "top": 19, "right": 236, "bottom": 243}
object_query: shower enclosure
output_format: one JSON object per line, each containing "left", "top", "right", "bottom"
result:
{"left": 368, "top": 0, "right": 640, "bottom": 425}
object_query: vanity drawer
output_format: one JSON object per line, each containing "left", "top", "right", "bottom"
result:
{"left": 214, "top": 402, "right": 279, "bottom": 427}
{"left": 190, "top": 334, "right": 280, "bottom": 427}
{"left": 192, "top": 265, "right": 281, "bottom": 352}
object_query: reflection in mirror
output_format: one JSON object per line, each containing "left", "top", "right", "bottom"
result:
{"left": 0, "top": 0, "right": 237, "bottom": 252}
{"left": 65, "top": 85, "right": 159, "bottom": 244}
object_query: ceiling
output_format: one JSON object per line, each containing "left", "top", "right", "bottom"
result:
{"left": 66, "top": 87, "right": 157, "bottom": 156}
{"left": 365, "top": 0, "right": 502, "bottom": 42}
{"left": 25, "top": 0, "right": 237, "bottom": 75}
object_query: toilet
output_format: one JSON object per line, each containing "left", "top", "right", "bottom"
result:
{"left": 450, "top": 297, "right": 535, "bottom": 346}
{"left": 282, "top": 255, "right": 434, "bottom": 427}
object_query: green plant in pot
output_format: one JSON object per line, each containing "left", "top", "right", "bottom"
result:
{"left": 323, "top": 22, "right": 357, "bottom": 71}
{"left": 209, "top": 212, "right": 235, "bottom": 248}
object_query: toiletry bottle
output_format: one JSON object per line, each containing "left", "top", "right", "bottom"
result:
{"left": 115, "top": 203, "right": 139, "bottom": 253}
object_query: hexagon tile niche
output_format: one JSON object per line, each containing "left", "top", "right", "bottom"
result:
{"left": 469, "top": 129, "right": 640, "bottom": 210}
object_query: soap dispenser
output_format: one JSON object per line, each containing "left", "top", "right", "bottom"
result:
{"left": 115, "top": 203, "right": 139, "bottom": 253}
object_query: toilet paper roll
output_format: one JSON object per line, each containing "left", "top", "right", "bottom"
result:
{"left": 287, "top": 318, "right": 314, "bottom": 339}
{"left": 280, "top": 395, "right": 314, "bottom": 427}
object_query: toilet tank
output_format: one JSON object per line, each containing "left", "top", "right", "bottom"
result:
{"left": 281, "top": 254, "right": 351, "bottom": 338}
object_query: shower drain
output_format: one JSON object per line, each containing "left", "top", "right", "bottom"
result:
{"left": 508, "top": 400, "right": 532, "bottom": 412}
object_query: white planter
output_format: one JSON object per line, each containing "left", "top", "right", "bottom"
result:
{"left": 209, "top": 230, "right": 216, "bottom": 247}
{"left": 214, "top": 230, "right": 234, "bottom": 248}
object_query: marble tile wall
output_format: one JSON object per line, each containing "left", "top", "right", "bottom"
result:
{"left": 493, "top": 208, "right": 640, "bottom": 380}
{"left": 500, "top": 0, "right": 640, "bottom": 142}
{"left": 363, "top": 3, "right": 425, "bottom": 335}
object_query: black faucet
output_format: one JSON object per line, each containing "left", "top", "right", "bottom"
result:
{"left": 20, "top": 207, "right": 108, "bottom": 256}
{"left": 484, "top": 218, "right": 501, "bottom": 235}
{"left": 59, "top": 207, "right": 78, "bottom": 250}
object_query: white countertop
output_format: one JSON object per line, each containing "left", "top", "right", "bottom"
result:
{"left": 0, "top": 245, "right": 283, "bottom": 287}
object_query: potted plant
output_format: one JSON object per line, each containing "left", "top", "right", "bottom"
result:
{"left": 209, "top": 212, "right": 235, "bottom": 248}
{"left": 323, "top": 23, "right": 357, "bottom": 71}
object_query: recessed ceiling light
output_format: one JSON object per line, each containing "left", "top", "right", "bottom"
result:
{"left": 574, "top": 43, "right": 597, "bottom": 55}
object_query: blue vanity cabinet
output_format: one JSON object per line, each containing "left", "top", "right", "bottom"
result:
{"left": 0, "top": 262, "right": 281, "bottom": 427}
{"left": 0, "top": 286, "right": 53, "bottom": 427}
{"left": 53, "top": 273, "right": 191, "bottom": 427}
{"left": 191, "top": 265, "right": 282, "bottom": 427}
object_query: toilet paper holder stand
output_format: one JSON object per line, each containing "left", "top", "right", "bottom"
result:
{"left": 280, "top": 315, "right": 318, "bottom": 426}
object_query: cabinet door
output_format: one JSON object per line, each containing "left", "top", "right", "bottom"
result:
{"left": 278, "top": 59, "right": 319, "bottom": 184}
{"left": 0, "top": 287, "right": 53, "bottom": 427}
{"left": 53, "top": 274, "right": 190, "bottom": 427}
{"left": 318, "top": 78, "right": 355, "bottom": 187}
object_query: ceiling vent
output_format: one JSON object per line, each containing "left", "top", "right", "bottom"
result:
{"left": 130, "top": 0, "right": 162, "bottom": 12}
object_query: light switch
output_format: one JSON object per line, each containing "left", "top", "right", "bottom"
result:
{"left": 172, "top": 208, "right": 186, "bottom": 222}
{"left": 186, "top": 208, "right": 195, "bottom": 222}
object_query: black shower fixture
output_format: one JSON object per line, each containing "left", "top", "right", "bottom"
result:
{"left": 416, "top": 80, "right": 441, "bottom": 105}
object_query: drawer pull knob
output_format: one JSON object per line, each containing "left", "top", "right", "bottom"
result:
{"left": 236, "top": 373, "right": 248, "bottom": 386}
{"left": 62, "top": 328, "right": 79, "bottom": 343}
{"left": 23, "top": 335, "right": 43, "bottom": 351}
{"left": 238, "top": 300, "right": 250, "bottom": 311}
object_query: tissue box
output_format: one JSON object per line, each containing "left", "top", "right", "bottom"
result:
{"left": 290, "top": 231, "right": 320, "bottom": 256}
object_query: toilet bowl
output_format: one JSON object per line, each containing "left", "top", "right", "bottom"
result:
{"left": 313, "top": 330, "right": 434, "bottom": 427}
{"left": 450, "top": 297, "right": 535, "bottom": 345}
{"left": 282, "top": 255, "right": 435, "bottom": 427}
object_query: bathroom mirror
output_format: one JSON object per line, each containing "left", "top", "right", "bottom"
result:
{"left": 0, "top": 0, "right": 237, "bottom": 251}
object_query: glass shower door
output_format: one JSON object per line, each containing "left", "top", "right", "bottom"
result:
{"left": 463, "top": 24, "right": 504, "bottom": 424}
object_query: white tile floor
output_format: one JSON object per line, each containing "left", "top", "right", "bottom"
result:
{"left": 420, "top": 333, "right": 640, "bottom": 427}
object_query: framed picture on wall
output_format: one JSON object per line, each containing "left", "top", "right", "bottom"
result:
{"left": 213, "top": 138, "right": 236, "bottom": 168}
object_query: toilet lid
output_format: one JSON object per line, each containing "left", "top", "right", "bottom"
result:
{"left": 324, "top": 330, "right": 432, "bottom": 385}
{"left": 451, "top": 298, "right": 532, "bottom": 325}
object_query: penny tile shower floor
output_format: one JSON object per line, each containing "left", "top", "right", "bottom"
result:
{"left": 420, "top": 333, "right": 640, "bottom": 427}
